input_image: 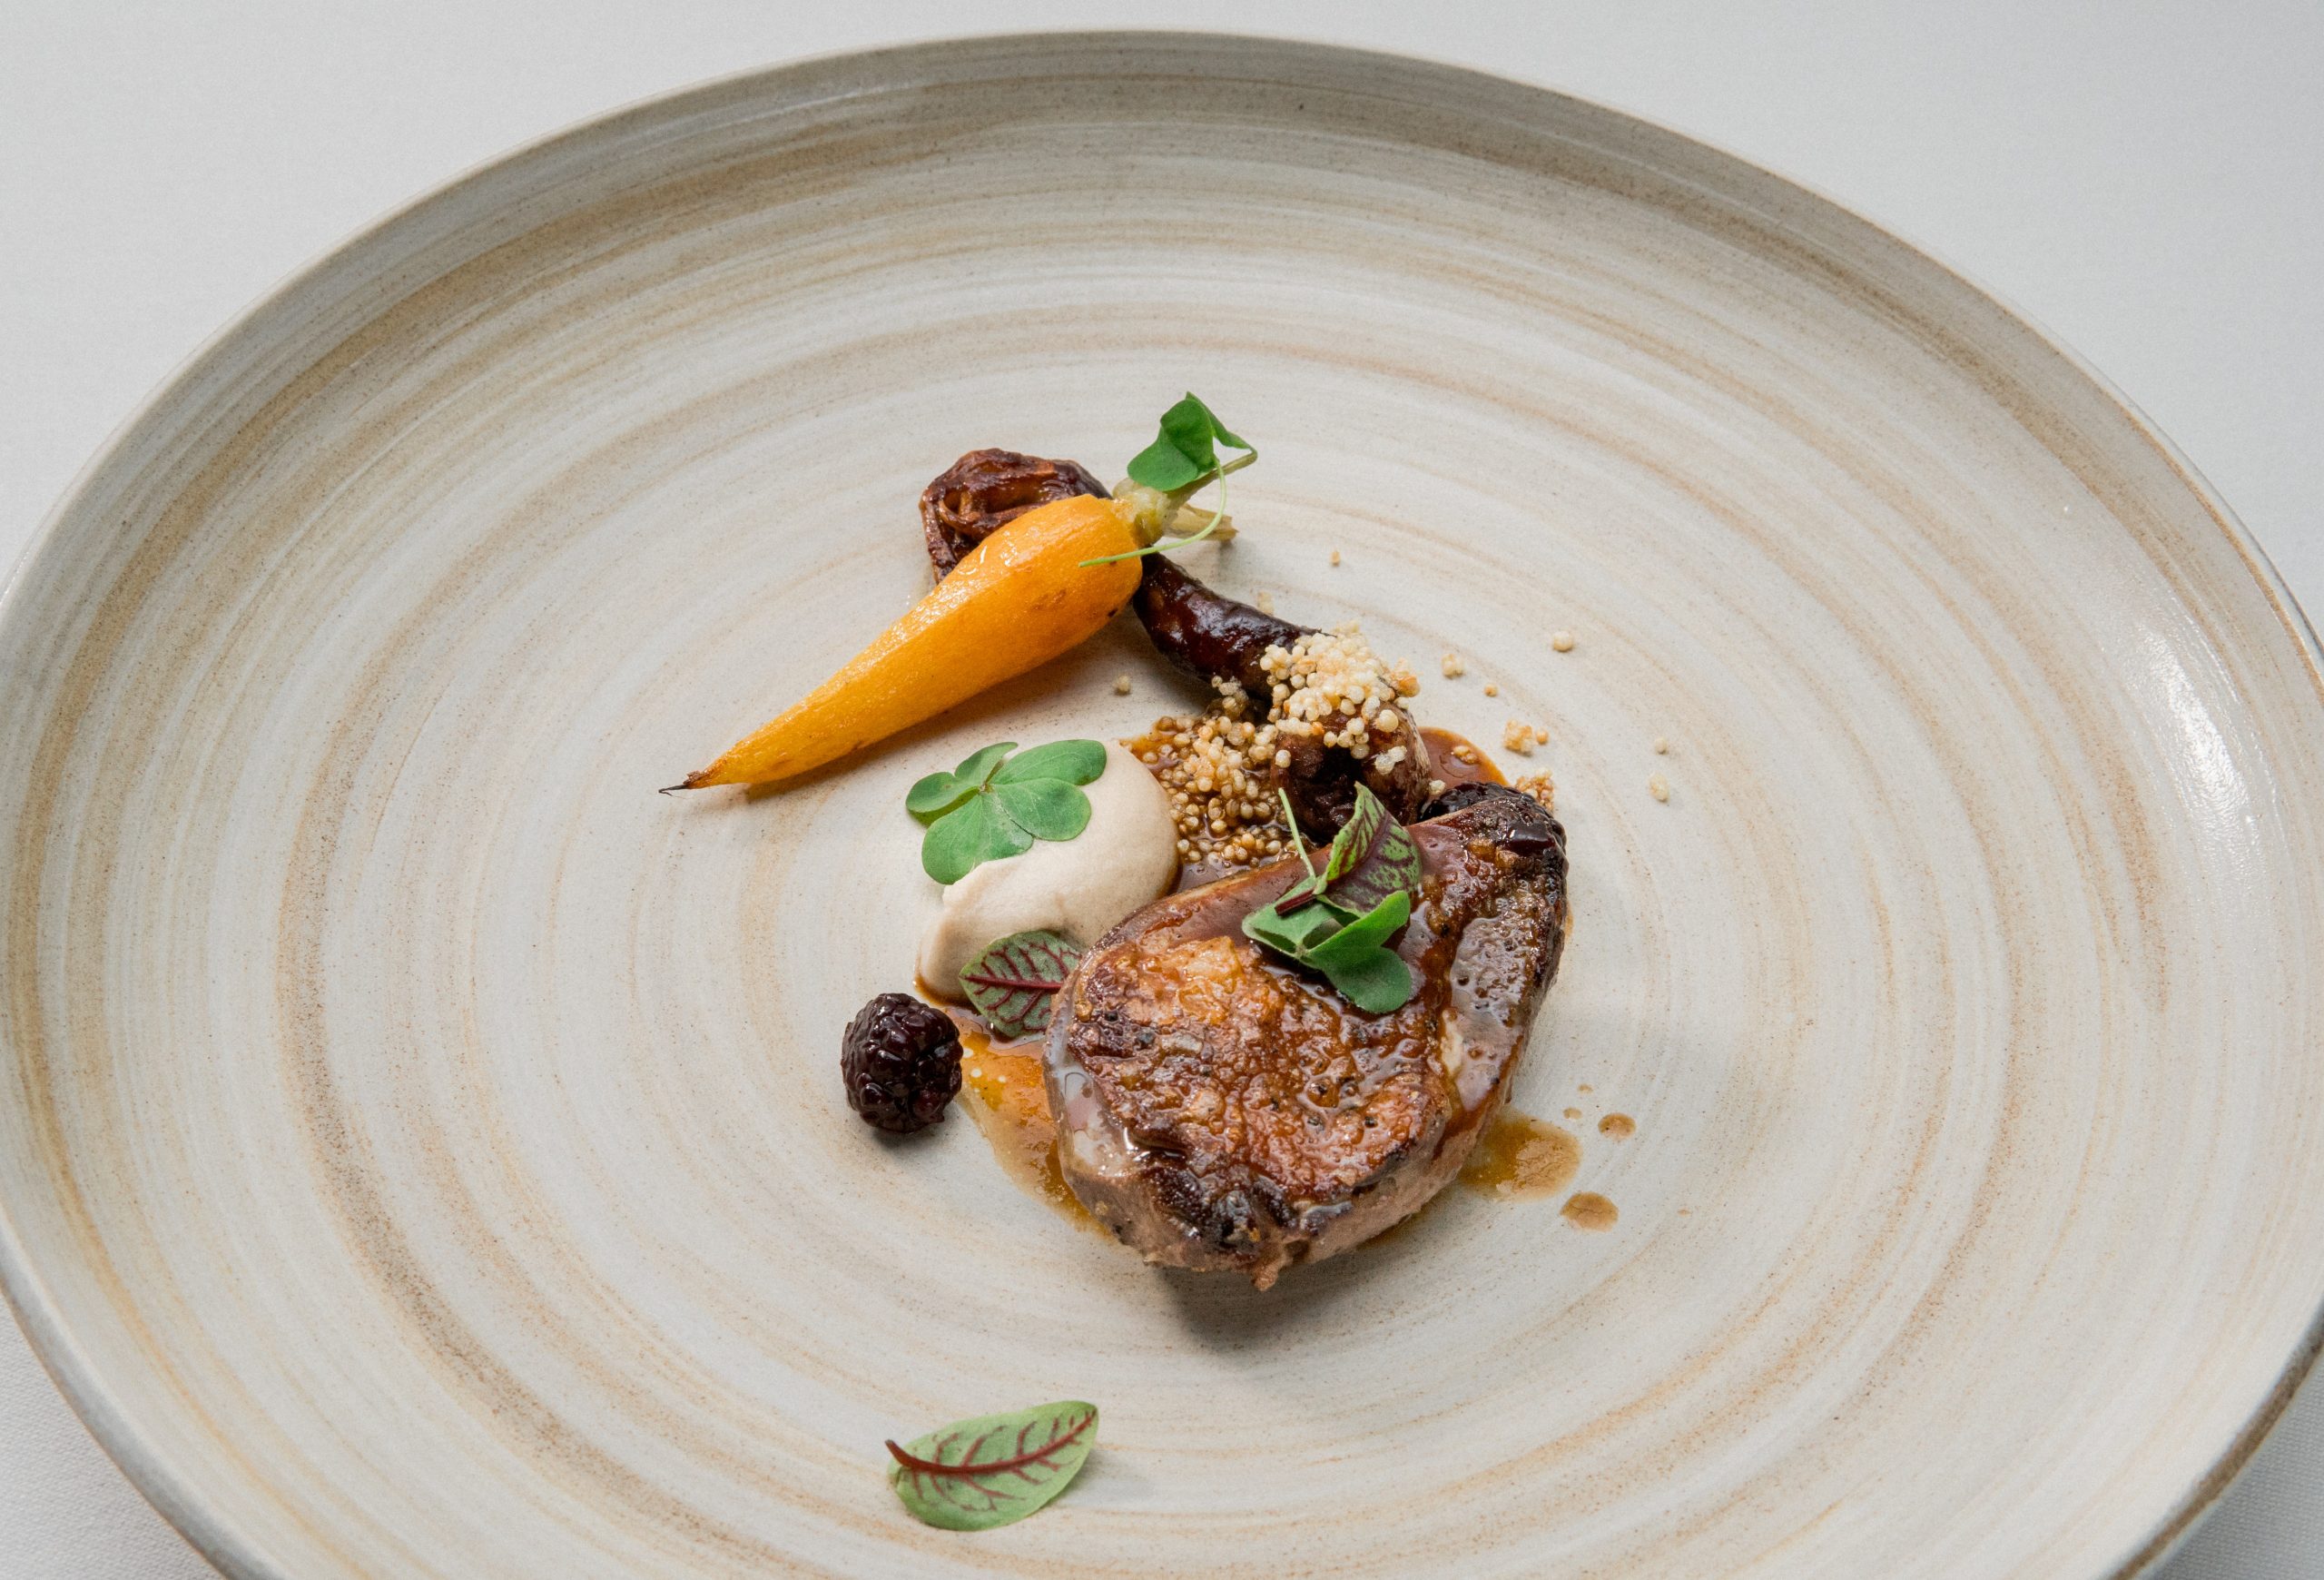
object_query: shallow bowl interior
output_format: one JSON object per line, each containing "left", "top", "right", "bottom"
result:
{"left": 2, "top": 33, "right": 2321, "bottom": 1580}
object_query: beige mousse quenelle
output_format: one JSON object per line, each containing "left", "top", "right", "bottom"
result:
{"left": 919, "top": 741, "right": 1177, "bottom": 995}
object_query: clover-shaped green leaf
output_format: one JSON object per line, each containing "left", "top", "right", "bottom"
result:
{"left": 922, "top": 792, "right": 1034, "bottom": 884}
{"left": 907, "top": 741, "right": 1018, "bottom": 825}
{"left": 911, "top": 739, "right": 1108, "bottom": 884}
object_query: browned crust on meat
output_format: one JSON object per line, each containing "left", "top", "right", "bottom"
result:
{"left": 1048, "top": 786, "right": 1566, "bottom": 1285}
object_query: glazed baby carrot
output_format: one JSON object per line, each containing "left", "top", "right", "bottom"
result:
{"left": 674, "top": 393, "right": 1253, "bottom": 791}
{"left": 677, "top": 496, "right": 1142, "bottom": 788}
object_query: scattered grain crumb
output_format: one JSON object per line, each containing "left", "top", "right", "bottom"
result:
{"left": 1450, "top": 743, "right": 1479, "bottom": 765}
{"left": 1502, "top": 720, "right": 1551, "bottom": 756}
{"left": 1329, "top": 549, "right": 1342, "bottom": 566}
{"left": 1512, "top": 770, "right": 1556, "bottom": 811}
{"left": 1112, "top": 674, "right": 1132, "bottom": 696}
{"left": 1439, "top": 651, "right": 1465, "bottom": 678}
{"left": 1551, "top": 630, "right": 1576, "bottom": 653}
{"left": 1652, "top": 736, "right": 1669, "bottom": 755}
{"left": 1648, "top": 773, "right": 1670, "bottom": 803}
{"left": 1427, "top": 778, "right": 1447, "bottom": 797}
{"left": 1482, "top": 681, "right": 1499, "bottom": 697}
{"left": 1254, "top": 591, "right": 1275, "bottom": 615}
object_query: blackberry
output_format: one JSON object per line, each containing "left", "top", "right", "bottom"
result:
{"left": 841, "top": 993, "right": 961, "bottom": 1134}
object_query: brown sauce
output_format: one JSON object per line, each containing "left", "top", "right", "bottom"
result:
{"left": 1598, "top": 1112, "right": 1636, "bottom": 1140}
{"left": 945, "top": 1015, "right": 1094, "bottom": 1230}
{"left": 1562, "top": 1192, "right": 1619, "bottom": 1231}
{"left": 1421, "top": 726, "right": 1506, "bottom": 789}
{"left": 1458, "top": 1109, "right": 1582, "bottom": 1199}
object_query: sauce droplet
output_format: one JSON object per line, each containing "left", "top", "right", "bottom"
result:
{"left": 1459, "top": 1110, "right": 1581, "bottom": 1199}
{"left": 1421, "top": 726, "right": 1508, "bottom": 789}
{"left": 1598, "top": 1112, "right": 1635, "bottom": 1139}
{"left": 1562, "top": 1192, "right": 1619, "bottom": 1231}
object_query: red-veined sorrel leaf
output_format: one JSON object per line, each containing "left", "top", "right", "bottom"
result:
{"left": 1323, "top": 783, "right": 1421, "bottom": 916}
{"left": 959, "top": 930, "right": 1085, "bottom": 1039}
{"left": 886, "top": 1400, "right": 1098, "bottom": 1530}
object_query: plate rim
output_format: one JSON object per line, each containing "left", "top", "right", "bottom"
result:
{"left": 1, "top": 29, "right": 2317, "bottom": 1580}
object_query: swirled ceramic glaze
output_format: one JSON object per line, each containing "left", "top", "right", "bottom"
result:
{"left": 1, "top": 33, "right": 2320, "bottom": 1580}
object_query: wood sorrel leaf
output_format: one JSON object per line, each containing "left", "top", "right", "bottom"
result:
{"left": 1309, "top": 936, "right": 1415, "bottom": 1013}
{"left": 921, "top": 792, "right": 1031, "bottom": 884}
{"left": 1157, "top": 393, "right": 1247, "bottom": 467}
{"left": 908, "top": 742, "right": 1018, "bottom": 825}
{"left": 913, "top": 740, "right": 1099, "bottom": 884}
{"left": 950, "top": 740, "right": 1019, "bottom": 787}
{"left": 1305, "top": 887, "right": 1411, "bottom": 963}
{"left": 959, "top": 930, "right": 1086, "bottom": 1038}
{"left": 907, "top": 770, "right": 973, "bottom": 825}
{"left": 991, "top": 738, "right": 1105, "bottom": 786}
{"left": 887, "top": 1400, "right": 1098, "bottom": 1531}
{"left": 991, "top": 777, "right": 1092, "bottom": 843}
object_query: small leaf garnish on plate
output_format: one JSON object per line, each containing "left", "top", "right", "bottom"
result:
{"left": 907, "top": 741, "right": 1018, "bottom": 825}
{"left": 1082, "top": 393, "right": 1258, "bottom": 567}
{"left": 960, "top": 930, "right": 1086, "bottom": 1038}
{"left": 990, "top": 738, "right": 1106, "bottom": 786}
{"left": 989, "top": 777, "right": 1091, "bottom": 843}
{"left": 1241, "top": 784, "right": 1422, "bottom": 1012}
{"left": 1242, "top": 900, "right": 1346, "bottom": 958}
{"left": 886, "top": 1400, "right": 1098, "bottom": 1531}
{"left": 1126, "top": 393, "right": 1250, "bottom": 493}
{"left": 1321, "top": 785, "right": 1422, "bottom": 915}
{"left": 921, "top": 793, "right": 1034, "bottom": 884}
{"left": 913, "top": 740, "right": 1104, "bottom": 884}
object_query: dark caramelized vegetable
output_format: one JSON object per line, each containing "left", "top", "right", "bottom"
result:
{"left": 1129, "top": 556, "right": 1309, "bottom": 696}
{"left": 921, "top": 449, "right": 1110, "bottom": 575}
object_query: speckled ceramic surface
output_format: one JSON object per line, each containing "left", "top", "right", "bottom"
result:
{"left": 3, "top": 33, "right": 2321, "bottom": 1580}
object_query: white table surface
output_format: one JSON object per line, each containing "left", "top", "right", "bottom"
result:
{"left": 5, "top": 3, "right": 2319, "bottom": 1575}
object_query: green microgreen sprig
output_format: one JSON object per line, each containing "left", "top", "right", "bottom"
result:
{"left": 1240, "top": 784, "right": 1423, "bottom": 1012}
{"left": 908, "top": 740, "right": 1107, "bottom": 884}
{"left": 1080, "top": 392, "right": 1257, "bottom": 568}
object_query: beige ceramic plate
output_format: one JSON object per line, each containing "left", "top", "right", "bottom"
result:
{"left": 5, "top": 33, "right": 2322, "bottom": 1580}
